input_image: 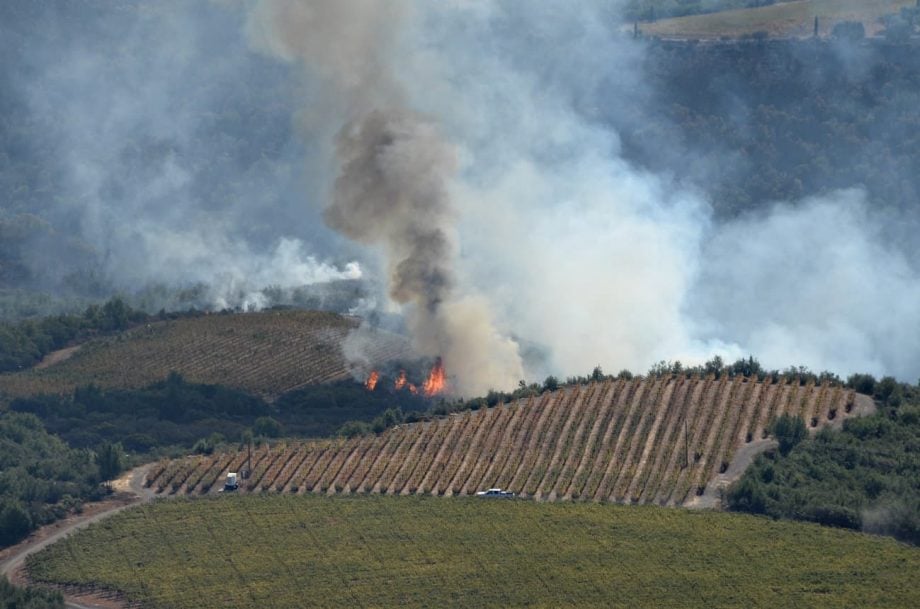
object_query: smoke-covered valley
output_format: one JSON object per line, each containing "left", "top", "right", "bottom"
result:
{"left": 2, "top": 0, "right": 919, "bottom": 394}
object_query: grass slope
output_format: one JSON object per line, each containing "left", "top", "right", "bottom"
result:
{"left": 0, "top": 310, "right": 410, "bottom": 400}
{"left": 27, "top": 494, "right": 920, "bottom": 609}
{"left": 640, "top": 0, "right": 915, "bottom": 39}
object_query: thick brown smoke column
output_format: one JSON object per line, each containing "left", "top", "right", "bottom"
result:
{"left": 326, "top": 110, "right": 457, "bottom": 314}
{"left": 246, "top": 0, "right": 524, "bottom": 395}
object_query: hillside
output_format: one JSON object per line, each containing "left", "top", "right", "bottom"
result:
{"left": 148, "top": 375, "right": 872, "bottom": 506}
{"left": 638, "top": 0, "right": 916, "bottom": 39}
{"left": 26, "top": 494, "right": 920, "bottom": 609}
{"left": 0, "top": 311, "right": 411, "bottom": 400}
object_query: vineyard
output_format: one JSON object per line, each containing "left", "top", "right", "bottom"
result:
{"left": 25, "top": 494, "right": 920, "bottom": 609}
{"left": 0, "top": 310, "right": 411, "bottom": 399}
{"left": 637, "top": 0, "right": 916, "bottom": 40}
{"left": 148, "top": 375, "right": 873, "bottom": 505}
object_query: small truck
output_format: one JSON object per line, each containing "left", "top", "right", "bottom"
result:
{"left": 224, "top": 472, "right": 239, "bottom": 491}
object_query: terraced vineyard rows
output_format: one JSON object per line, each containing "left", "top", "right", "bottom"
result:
{"left": 150, "top": 376, "right": 873, "bottom": 506}
{"left": 0, "top": 310, "right": 411, "bottom": 398}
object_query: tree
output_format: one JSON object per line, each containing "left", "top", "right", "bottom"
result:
{"left": 847, "top": 373, "right": 876, "bottom": 395}
{"left": 727, "top": 477, "right": 766, "bottom": 514}
{"left": 96, "top": 441, "right": 124, "bottom": 482}
{"left": 543, "top": 376, "right": 559, "bottom": 392}
{"left": 0, "top": 501, "right": 32, "bottom": 546}
{"left": 338, "top": 420, "right": 370, "bottom": 438}
{"left": 772, "top": 414, "right": 806, "bottom": 456}
{"left": 704, "top": 355, "right": 724, "bottom": 377}
{"left": 99, "top": 297, "right": 131, "bottom": 331}
{"left": 253, "top": 416, "right": 282, "bottom": 438}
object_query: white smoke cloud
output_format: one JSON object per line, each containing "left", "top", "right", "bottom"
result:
{"left": 394, "top": 1, "right": 920, "bottom": 384}
{"left": 245, "top": 0, "right": 526, "bottom": 395}
{"left": 691, "top": 190, "right": 920, "bottom": 380}
{"left": 14, "top": 2, "right": 917, "bottom": 391}
{"left": 14, "top": 1, "right": 360, "bottom": 311}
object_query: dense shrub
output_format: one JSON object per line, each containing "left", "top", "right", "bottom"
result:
{"left": 728, "top": 381, "right": 920, "bottom": 545}
{"left": 771, "top": 414, "right": 806, "bottom": 456}
{"left": 0, "top": 412, "right": 105, "bottom": 547}
{"left": 0, "top": 576, "right": 63, "bottom": 609}
{"left": 0, "top": 297, "right": 147, "bottom": 373}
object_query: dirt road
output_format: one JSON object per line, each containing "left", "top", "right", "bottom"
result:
{"left": 0, "top": 466, "right": 154, "bottom": 609}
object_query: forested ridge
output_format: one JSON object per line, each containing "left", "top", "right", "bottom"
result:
{"left": 614, "top": 37, "right": 920, "bottom": 217}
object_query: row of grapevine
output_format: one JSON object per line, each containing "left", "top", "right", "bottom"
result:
{"left": 147, "top": 377, "right": 869, "bottom": 506}
{"left": 0, "top": 310, "right": 413, "bottom": 398}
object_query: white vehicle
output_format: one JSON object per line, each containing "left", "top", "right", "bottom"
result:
{"left": 224, "top": 472, "right": 239, "bottom": 491}
{"left": 475, "top": 488, "right": 515, "bottom": 498}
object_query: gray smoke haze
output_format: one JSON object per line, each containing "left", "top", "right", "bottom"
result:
{"left": 4, "top": 1, "right": 919, "bottom": 392}
{"left": 251, "top": 0, "right": 918, "bottom": 389}
{"left": 1, "top": 1, "right": 361, "bottom": 311}
{"left": 415, "top": 1, "right": 920, "bottom": 384}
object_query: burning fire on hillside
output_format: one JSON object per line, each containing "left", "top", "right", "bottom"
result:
{"left": 364, "top": 370, "right": 379, "bottom": 391}
{"left": 421, "top": 357, "right": 446, "bottom": 397}
{"left": 365, "top": 358, "right": 447, "bottom": 398}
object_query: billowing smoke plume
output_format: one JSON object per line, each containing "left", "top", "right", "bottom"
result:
{"left": 243, "top": 0, "right": 920, "bottom": 389}
{"left": 246, "top": 0, "right": 524, "bottom": 394}
{"left": 6, "top": 1, "right": 920, "bottom": 391}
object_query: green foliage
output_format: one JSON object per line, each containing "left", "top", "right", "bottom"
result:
{"left": 10, "top": 376, "right": 269, "bottom": 451}
{"left": 25, "top": 495, "right": 920, "bottom": 609}
{"left": 252, "top": 416, "right": 282, "bottom": 438}
{"left": 371, "top": 408, "right": 404, "bottom": 434}
{"left": 336, "top": 420, "right": 371, "bottom": 438}
{"left": 0, "top": 501, "right": 31, "bottom": 546}
{"left": 0, "top": 576, "right": 63, "bottom": 609}
{"left": 0, "top": 297, "right": 146, "bottom": 373}
{"left": 771, "top": 414, "right": 806, "bottom": 456}
{"left": 11, "top": 377, "right": 410, "bottom": 452}
{"left": 846, "top": 373, "right": 876, "bottom": 395}
{"left": 728, "top": 381, "right": 920, "bottom": 545}
{"left": 95, "top": 441, "right": 124, "bottom": 482}
{"left": 0, "top": 412, "right": 104, "bottom": 547}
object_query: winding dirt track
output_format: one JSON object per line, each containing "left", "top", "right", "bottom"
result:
{"left": 0, "top": 466, "right": 154, "bottom": 609}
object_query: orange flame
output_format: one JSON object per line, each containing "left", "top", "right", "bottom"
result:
{"left": 394, "top": 370, "right": 407, "bottom": 391}
{"left": 364, "top": 370, "right": 379, "bottom": 391}
{"left": 422, "top": 357, "right": 446, "bottom": 397}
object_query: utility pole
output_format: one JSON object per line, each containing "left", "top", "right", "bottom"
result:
{"left": 814, "top": 16, "right": 819, "bottom": 38}
{"left": 247, "top": 437, "right": 252, "bottom": 478}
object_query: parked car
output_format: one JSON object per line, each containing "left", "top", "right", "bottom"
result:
{"left": 475, "top": 488, "right": 515, "bottom": 498}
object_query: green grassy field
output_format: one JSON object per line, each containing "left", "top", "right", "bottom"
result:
{"left": 640, "top": 0, "right": 915, "bottom": 39}
{"left": 27, "top": 495, "right": 920, "bottom": 609}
